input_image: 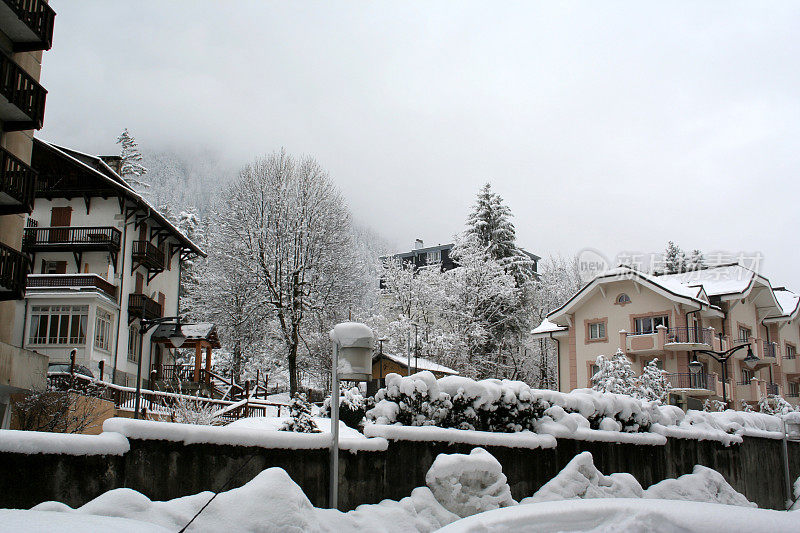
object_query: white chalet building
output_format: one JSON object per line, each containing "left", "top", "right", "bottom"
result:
{"left": 12, "top": 139, "right": 205, "bottom": 386}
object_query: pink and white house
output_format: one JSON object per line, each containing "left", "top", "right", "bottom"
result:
{"left": 533, "top": 263, "right": 800, "bottom": 410}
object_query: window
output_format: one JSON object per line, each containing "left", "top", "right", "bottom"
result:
{"left": 128, "top": 325, "right": 141, "bottom": 363}
{"left": 634, "top": 315, "right": 669, "bottom": 334}
{"left": 588, "top": 322, "right": 606, "bottom": 340}
{"left": 616, "top": 293, "right": 631, "bottom": 305}
{"left": 42, "top": 261, "right": 66, "bottom": 274}
{"left": 738, "top": 326, "right": 751, "bottom": 343}
{"left": 741, "top": 368, "right": 754, "bottom": 384}
{"left": 426, "top": 250, "right": 441, "bottom": 264}
{"left": 786, "top": 344, "right": 796, "bottom": 360}
{"left": 94, "top": 308, "right": 113, "bottom": 352}
{"left": 789, "top": 382, "right": 799, "bottom": 397}
{"left": 646, "top": 358, "right": 664, "bottom": 370}
{"left": 589, "top": 364, "right": 599, "bottom": 383}
{"left": 29, "top": 305, "right": 88, "bottom": 345}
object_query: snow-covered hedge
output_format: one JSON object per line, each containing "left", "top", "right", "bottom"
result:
{"left": 366, "top": 371, "right": 788, "bottom": 445}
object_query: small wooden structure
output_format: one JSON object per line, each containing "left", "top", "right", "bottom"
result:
{"left": 150, "top": 322, "right": 221, "bottom": 384}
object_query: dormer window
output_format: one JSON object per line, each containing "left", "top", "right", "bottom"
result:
{"left": 616, "top": 293, "right": 631, "bottom": 306}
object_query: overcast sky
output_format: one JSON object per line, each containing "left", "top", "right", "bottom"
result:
{"left": 41, "top": 2, "right": 800, "bottom": 288}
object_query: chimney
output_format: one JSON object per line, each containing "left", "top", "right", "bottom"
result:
{"left": 100, "top": 155, "right": 123, "bottom": 175}
{"left": 414, "top": 239, "right": 424, "bottom": 250}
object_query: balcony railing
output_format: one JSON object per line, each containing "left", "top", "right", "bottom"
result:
{"left": 0, "top": 240, "right": 29, "bottom": 300}
{"left": 665, "top": 372, "right": 716, "bottom": 391}
{"left": 0, "top": 0, "right": 56, "bottom": 51}
{"left": 763, "top": 341, "right": 778, "bottom": 359}
{"left": 26, "top": 273, "right": 117, "bottom": 300}
{"left": 128, "top": 292, "right": 162, "bottom": 321}
{"left": 132, "top": 240, "right": 165, "bottom": 272}
{"left": 0, "top": 145, "right": 36, "bottom": 215}
{"left": 766, "top": 383, "right": 780, "bottom": 396}
{"left": 665, "top": 327, "right": 712, "bottom": 346}
{"left": 23, "top": 226, "right": 121, "bottom": 252}
{"left": 0, "top": 49, "right": 46, "bottom": 130}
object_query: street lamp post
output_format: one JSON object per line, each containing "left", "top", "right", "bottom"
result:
{"left": 133, "top": 315, "right": 187, "bottom": 419}
{"left": 329, "top": 322, "right": 374, "bottom": 509}
{"left": 689, "top": 341, "right": 760, "bottom": 407}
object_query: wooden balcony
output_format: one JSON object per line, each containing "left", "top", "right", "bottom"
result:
{"left": 23, "top": 226, "right": 121, "bottom": 253}
{"left": 132, "top": 240, "right": 165, "bottom": 280}
{"left": 0, "top": 49, "right": 47, "bottom": 130}
{"left": 26, "top": 273, "right": 117, "bottom": 300}
{"left": 0, "top": 0, "right": 55, "bottom": 52}
{"left": 128, "top": 292, "right": 161, "bottom": 322}
{"left": 0, "top": 240, "right": 28, "bottom": 300}
{"left": 0, "top": 145, "right": 36, "bottom": 214}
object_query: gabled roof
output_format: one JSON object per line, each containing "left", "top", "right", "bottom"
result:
{"left": 769, "top": 288, "right": 800, "bottom": 322}
{"left": 33, "top": 138, "right": 205, "bottom": 257}
{"left": 546, "top": 265, "right": 721, "bottom": 327}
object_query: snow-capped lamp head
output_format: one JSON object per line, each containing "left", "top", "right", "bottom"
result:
{"left": 330, "top": 322, "right": 374, "bottom": 381}
{"left": 688, "top": 353, "right": 703, "bottom": 375}
{"left": 743, "top": 344, "right": 760, "bottom": 370}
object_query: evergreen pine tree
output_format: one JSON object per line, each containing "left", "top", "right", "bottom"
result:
{"left": 687, "top": 249, "right": 705, "bottom": 271}
{"left": 280, "top": 392, "right": 320, "bottom": 433}
{"left": 591, "top": 349, "right": 636, "bottom": 396}
{"left": 664, "top": 241, "right": 686, "bottom": 274}
{"left": 462, "top": 183, "right": 534, "bottom": 283}
{"left": 116, "top": 128, "right": 149, "bottom": 191}
{"left": 636, "top": 358, "right": 671, "bottom": 402}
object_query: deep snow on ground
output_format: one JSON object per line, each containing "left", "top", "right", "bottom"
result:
{"left": 5, "top": 448, "right": 776, "bottom": 532}
{"left": 437, "top": 499, "right": 796, "bottom": 533}
{"left": 521, "top": 451, "right": 755, "bottom": 508}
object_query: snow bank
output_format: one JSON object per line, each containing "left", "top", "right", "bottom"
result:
{"left": 103, "top": 417, "right": 387, "bottom": 452}
{"left": 644, "top": 465, "right": 756, "bottom": 507}
{"left": 0, "top": 509, "right": 172, "bottom": 532}
{"left": 363, "top": 424, "right": 556, "bottom": 449}
{"left": 0, "top": 429, "right": 129, "bottom": 456}
{"left": 30, "top": 464, "right": 459, "bottom": 532}
{"left": 438, "top": 499, "right": 796, "bottom": 533}
{"left": 521, "top": 451, "right": 753, "bottom": 509}
{"left": 424, "top": 448, "right": 516, "bottom": 517}
{"left": 521, "top": 452, "right": 643, "bottom": 504}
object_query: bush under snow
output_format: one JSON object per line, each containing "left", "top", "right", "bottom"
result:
{"left": 424, "top": 447, "right": 516, "bottom": 517}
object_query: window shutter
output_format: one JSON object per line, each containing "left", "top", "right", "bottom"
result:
{"left": 158, "top": 292, "right": 165, "bottom": 317}
{"left": 49, "top": 207, "right": 72, "bottom": 226}
{"left": 55, "top": 261, "right": 67, "bottom": 274}
{"left": 135, "top": 272, "right": 144, "bottom": 294}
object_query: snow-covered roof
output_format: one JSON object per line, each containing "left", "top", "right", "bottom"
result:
{"left": 33, "top": 138, "right": 205, "bottom": 257}
{"left": 375, "top": 352, "right": 459, "bottom": 375}
{"left": 151, "top": 322, "right": 221, "bottom": 348}
{"left": 531, "top": 318, "right": 568, "bottom": 337}
{"left": 771, "top": 288, "right": 800, "bottom": 321}
{"left": 547, "top": 265, "right": 721, "bottom": 326}
{"left": 654, "top": 264, "right": 757, "bottom": 298}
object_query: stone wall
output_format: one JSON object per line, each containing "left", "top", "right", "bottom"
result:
{"left": 1, "top": 435, "right": 798, "bottom": 511}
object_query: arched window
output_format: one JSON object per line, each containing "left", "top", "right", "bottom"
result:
{"left": 616, "top": 293, "right": 631, "bottom": 305}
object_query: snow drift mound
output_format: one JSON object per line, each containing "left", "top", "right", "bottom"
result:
{"left": 643, "top": 465, "right": 756, "bottom": 507}
{"left": 521, "top": 451, "right": 643, "bottom": 503}
{"left": 425, "top": 447, "right": 517, "bottom": 517}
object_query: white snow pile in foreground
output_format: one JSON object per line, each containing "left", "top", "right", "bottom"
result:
{"left": 0, "top": 509, "right": 172, "bottom": 533}
{"left": 521, "top": 452, "right": 643, "bottom": 503}
{"left": 644, "top": 465, "right": 756, "bottom": 507}
{"left": 520, "top": 451, "right": 755, "bottom": 508}
{"left": 438, "top": 499, "right": 794, "bottom": 533}
{"left": 31, "top": 466, "right": 456, "bottom": 533}
{"left": 425, "top": 447, "right": 516, "bottom": 517}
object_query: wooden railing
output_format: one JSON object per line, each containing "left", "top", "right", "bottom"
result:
{"left": 0, "top": 145, "right": 36, "bottom": 215}
{"left": 26, "top": 274, "right": 117, "bottom": 299}
{"left": 0, "top": 48, "right": 46, "bottom": 130}
{"left": 23, "top": 226, "right": 121, "bottom": 251}
{"left": 128, "top": 293, "right": 162, "bottom": 320}
{"left": 132, "top": 240, "right": 165, "bottom": 271}
{"left": 0, "top": 240, "right": 29, "bottom": 299}
{"left": 47, "top": 372, "right": 286, "bottom": 421}
{"left": 2, "top": 0, "right": 56, "bottom": 51}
